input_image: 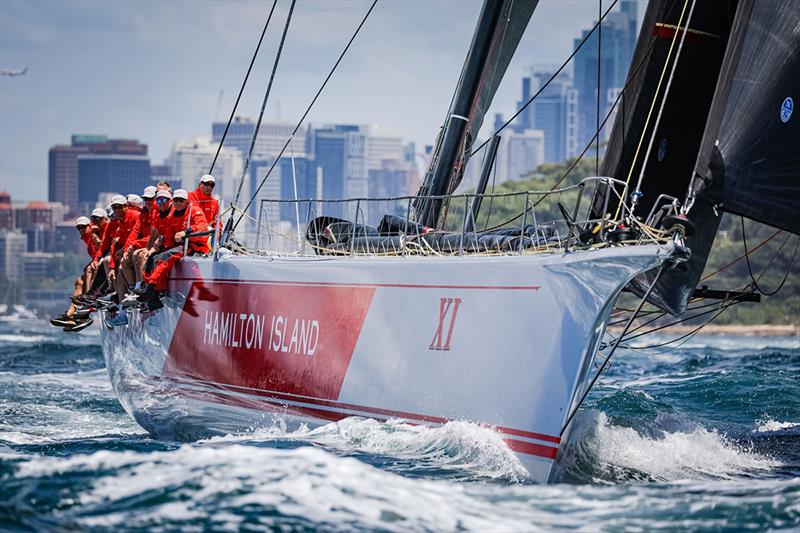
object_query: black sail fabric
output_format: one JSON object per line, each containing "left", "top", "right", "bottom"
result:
{"left": 690, "top": 0, "right": 800, "bottom": 235}
{"left": 415, "top": 0, "right": 537, "bottom": 226}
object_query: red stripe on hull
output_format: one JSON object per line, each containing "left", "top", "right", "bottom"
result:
{"left": 175, "top": 375, "right": 561, "bottom": 444}
{"left": 171, "top": 278, "right": 541, "bottom": 291}
{"left": 167, "top": 375, "right": 562, "bottom": 455}
{"left": 174, "top": 385, "right": 559, "bottom": 461}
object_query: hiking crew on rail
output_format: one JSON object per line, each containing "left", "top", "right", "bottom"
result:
{"left": 50, "top": 176, "right": 219, "bottom": 332}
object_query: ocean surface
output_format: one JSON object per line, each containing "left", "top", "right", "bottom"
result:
{"left": 0, "top": 320, "right": 798, "bottom": 531}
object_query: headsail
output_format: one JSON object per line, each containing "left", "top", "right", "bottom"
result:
{"left": 415, "top": 0, "right": 538, "bottom": 227}
{"left": 591, "top": 0, "right": 740, "bottom": 315}
{"left": 688, "top": 0, "right": 800, "bottom": 235}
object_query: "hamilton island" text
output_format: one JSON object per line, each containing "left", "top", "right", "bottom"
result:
{"left": 202, "top": 310, "right": 319, "bottom": 356}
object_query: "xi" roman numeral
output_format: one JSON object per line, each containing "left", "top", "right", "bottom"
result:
{"left": 429, "top": 297, "right": 462, "bottom": 351}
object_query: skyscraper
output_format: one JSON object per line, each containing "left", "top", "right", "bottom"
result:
{"left": 520, "top": 69, "right": 579, "bottom": 163}
{"left": 310, "top": 125, "right": 369, "bottom": 219}
{"left": 572, "top": 0, "right": 638, "bottom": 153}
{"left": 212, "top": 116, "right": 307, "bottom": 162}
{"left": 168, "top": 137, "right": 243, "bottom": 204}
{"left": 76, "top": 139, "right": 151, "bottom": 214}
{"left": 495, "top": 129, "right": 545, "bottom": 183}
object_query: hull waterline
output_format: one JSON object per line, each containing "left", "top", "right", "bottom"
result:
{"left": 102, "top": 244, "right": 676, "bottom": 483}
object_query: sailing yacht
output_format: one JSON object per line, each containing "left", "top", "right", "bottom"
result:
{"left": 101, "top": 0, "right": 799, "bottom": 483}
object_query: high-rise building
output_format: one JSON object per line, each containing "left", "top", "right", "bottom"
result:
{"left": 212, "top": 116, "right": 307, "bottom": 161}
{"left": 0, "top": 230, "right": 27, "bottom": 281}
{"left": 0, "top": 193, "right": 13, "bottom": 230}
{"left": 49, "top": 145, "right": 88, "bottom": 216}
{"left": 310, "top": 125, "right": 370, "bottom": 219}
{"left": 572, "top": 0, "right": 638, "bottom": 153}
{"left": 168, "top": 137, "right": 243, "bottom": 203}
{"left": 67, "top": 137, "right": 152, "bottom": 214}
{"left": 495, "top": 129, "right": 545, "bottom": 183}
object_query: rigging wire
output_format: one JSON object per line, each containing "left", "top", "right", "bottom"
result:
{"left": 208, "top": 0, "right": 278, "bottom": 175}
{"left": 741, "top": 217, "right": 800, "bottom": 296}
{"left": 630, "top": 0, "right": 697, "bottom": 212}
{"left": 470, "top": 0, "right": 620, "bottom": 158}
{"left": 700, "top": 228, "right": 782, "bottom": 281}
{"left": 233, "top": 0, "right": 297, "bottom": 209}
{"left": 561, "top": 264, "right": 667, "bottom": 436}
{"left": 613, "top": 0, "right": 690, "bottom": 220}
{"left": 596, "top": 0, "right": 602, "bottom": 176}
{"left": 475, "top": 21, "right": 665, "bottom": 233}
{"left": 231, "top": 0, "right": 379, "bottom": 234}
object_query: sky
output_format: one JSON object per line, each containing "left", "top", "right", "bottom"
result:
{"left": 0, "top": 0, "right": 642, "bottom": 201}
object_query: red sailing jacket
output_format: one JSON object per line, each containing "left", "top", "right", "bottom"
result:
{"left": 153, "top": 205, "right": 210, "bottom": 253}
{"left": 108, "top": 208, "right": 141, "bottom": 268}
{"left": 188, "top": 188, "right": 219, "bottom": 229}
{"left": 80, "top": 226, "right": 101, "bottom": 258}
{"left": 124, "top": 205, "right": 155, "bottom": 252}
{"left": 94, "top": 218, "right": 119, "bottom": 261}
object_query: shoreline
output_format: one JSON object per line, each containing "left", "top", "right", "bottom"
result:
{"left": 609, "top": 324, "right": 799, "bottom": 337}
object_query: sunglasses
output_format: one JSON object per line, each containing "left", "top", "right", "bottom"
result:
{"left": 90, "top": 216, "right": 102, "bottom": 221}
{"left": 201, "top": 181, "right": 215, "bottom": 188}
{"left": 155, "top": 197, "right": 170, "bottom": 205}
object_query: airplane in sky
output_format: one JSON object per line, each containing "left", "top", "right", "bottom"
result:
{"left": 0, "top": 67, "right": 28, "bottom": 77}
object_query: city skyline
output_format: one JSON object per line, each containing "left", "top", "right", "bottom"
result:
{"left": 0, "top": 0, "right": 645, "bottom": 201}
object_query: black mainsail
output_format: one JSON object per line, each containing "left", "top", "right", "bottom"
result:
{"left": 687, "top": 0, "right": 800, "bottom": 235}
{"left": 415, "top": 0, "right": 538, "bottom": 228}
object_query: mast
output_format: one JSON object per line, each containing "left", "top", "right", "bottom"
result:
{"left": 416, "top": 0, "right": 538, "bottom": 228}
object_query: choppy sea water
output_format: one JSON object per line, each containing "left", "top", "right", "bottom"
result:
{"left": 0, "top": 321, "right": 798, "bottom": 531}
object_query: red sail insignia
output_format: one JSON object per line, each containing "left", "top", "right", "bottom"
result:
{"left": 164, "top": 281, "right": 375, "bottom": 400}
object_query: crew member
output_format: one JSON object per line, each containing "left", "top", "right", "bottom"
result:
{"left": 121, "top": 187, "right": 157, "bottom": 298}
{"left": 106, "top": 194, "right": 140, "bottom": 303}
{"left": 188, "top": 175, "right": 219, "bottom": 232}
{"left": 140, "top": 189, "right": 208, "bottom": 311}
{"left": 50, "top": 217, "right": 97, "bottom": 331}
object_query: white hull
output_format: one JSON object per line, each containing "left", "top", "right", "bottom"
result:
{"left": 102, "top": 244, "right": 675, "bottom": 483}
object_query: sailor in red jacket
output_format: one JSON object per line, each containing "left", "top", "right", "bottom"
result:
{"left": 105, "top": 195, "right": 141, "bottom": 304}
{"left": 121, "top": 186, "right": 158, "bottom": 294}
{"left": 188, "top": 174, "right": 219, "bottom": 236}
{"left": 139, "top": 189, "right": 209, "bottom": 312}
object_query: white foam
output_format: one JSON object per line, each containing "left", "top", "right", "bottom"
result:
{"left": 12, "top": 444, "right": 799, "bottom": 531}
{"left": 568, "top": 411, "right": 777, "bottom": 481}
{"left": 755, "top": 416, "right": 800, "bottom": 433}
{"left": 204, "top": 416, "right": 528, "bottom": 481}
{"left": 0, "top": 334, "right": 50, "bottom": 343}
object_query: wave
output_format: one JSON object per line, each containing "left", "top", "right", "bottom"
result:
{"left": 204, "top": 416, "right": 530, "bottom": 482}
{"left": 5, "top": 444, "right": 798, "bottom": 531}
{"left": 559, "top": 411, "right": 778, "bottom": 483}
{"left": 755, "top": 416, "right": 800, "bottom": 434}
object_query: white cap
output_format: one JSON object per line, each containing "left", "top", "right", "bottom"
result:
{"left": 199, "top": 174, "right": 215, "bottom": 184}
{"left": 156, "top": 189, "right": 172, "bottom": 199}
{"left": 91, "top": 208, "right": 108, "bottom": 218}
{"left": 142, "top": 186, "right": 157, "bottom": 199}
{"left": 126, "top": 194, "right": 143, "bottom": 207}
{"left": 75, "top": 216, "right": 90, "bottom": 227}
{"left": 110, "top": 194, "right": 127, "bottom": 206}
{"left": 173, "top": 189, "right": 189, "bottom": 200}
